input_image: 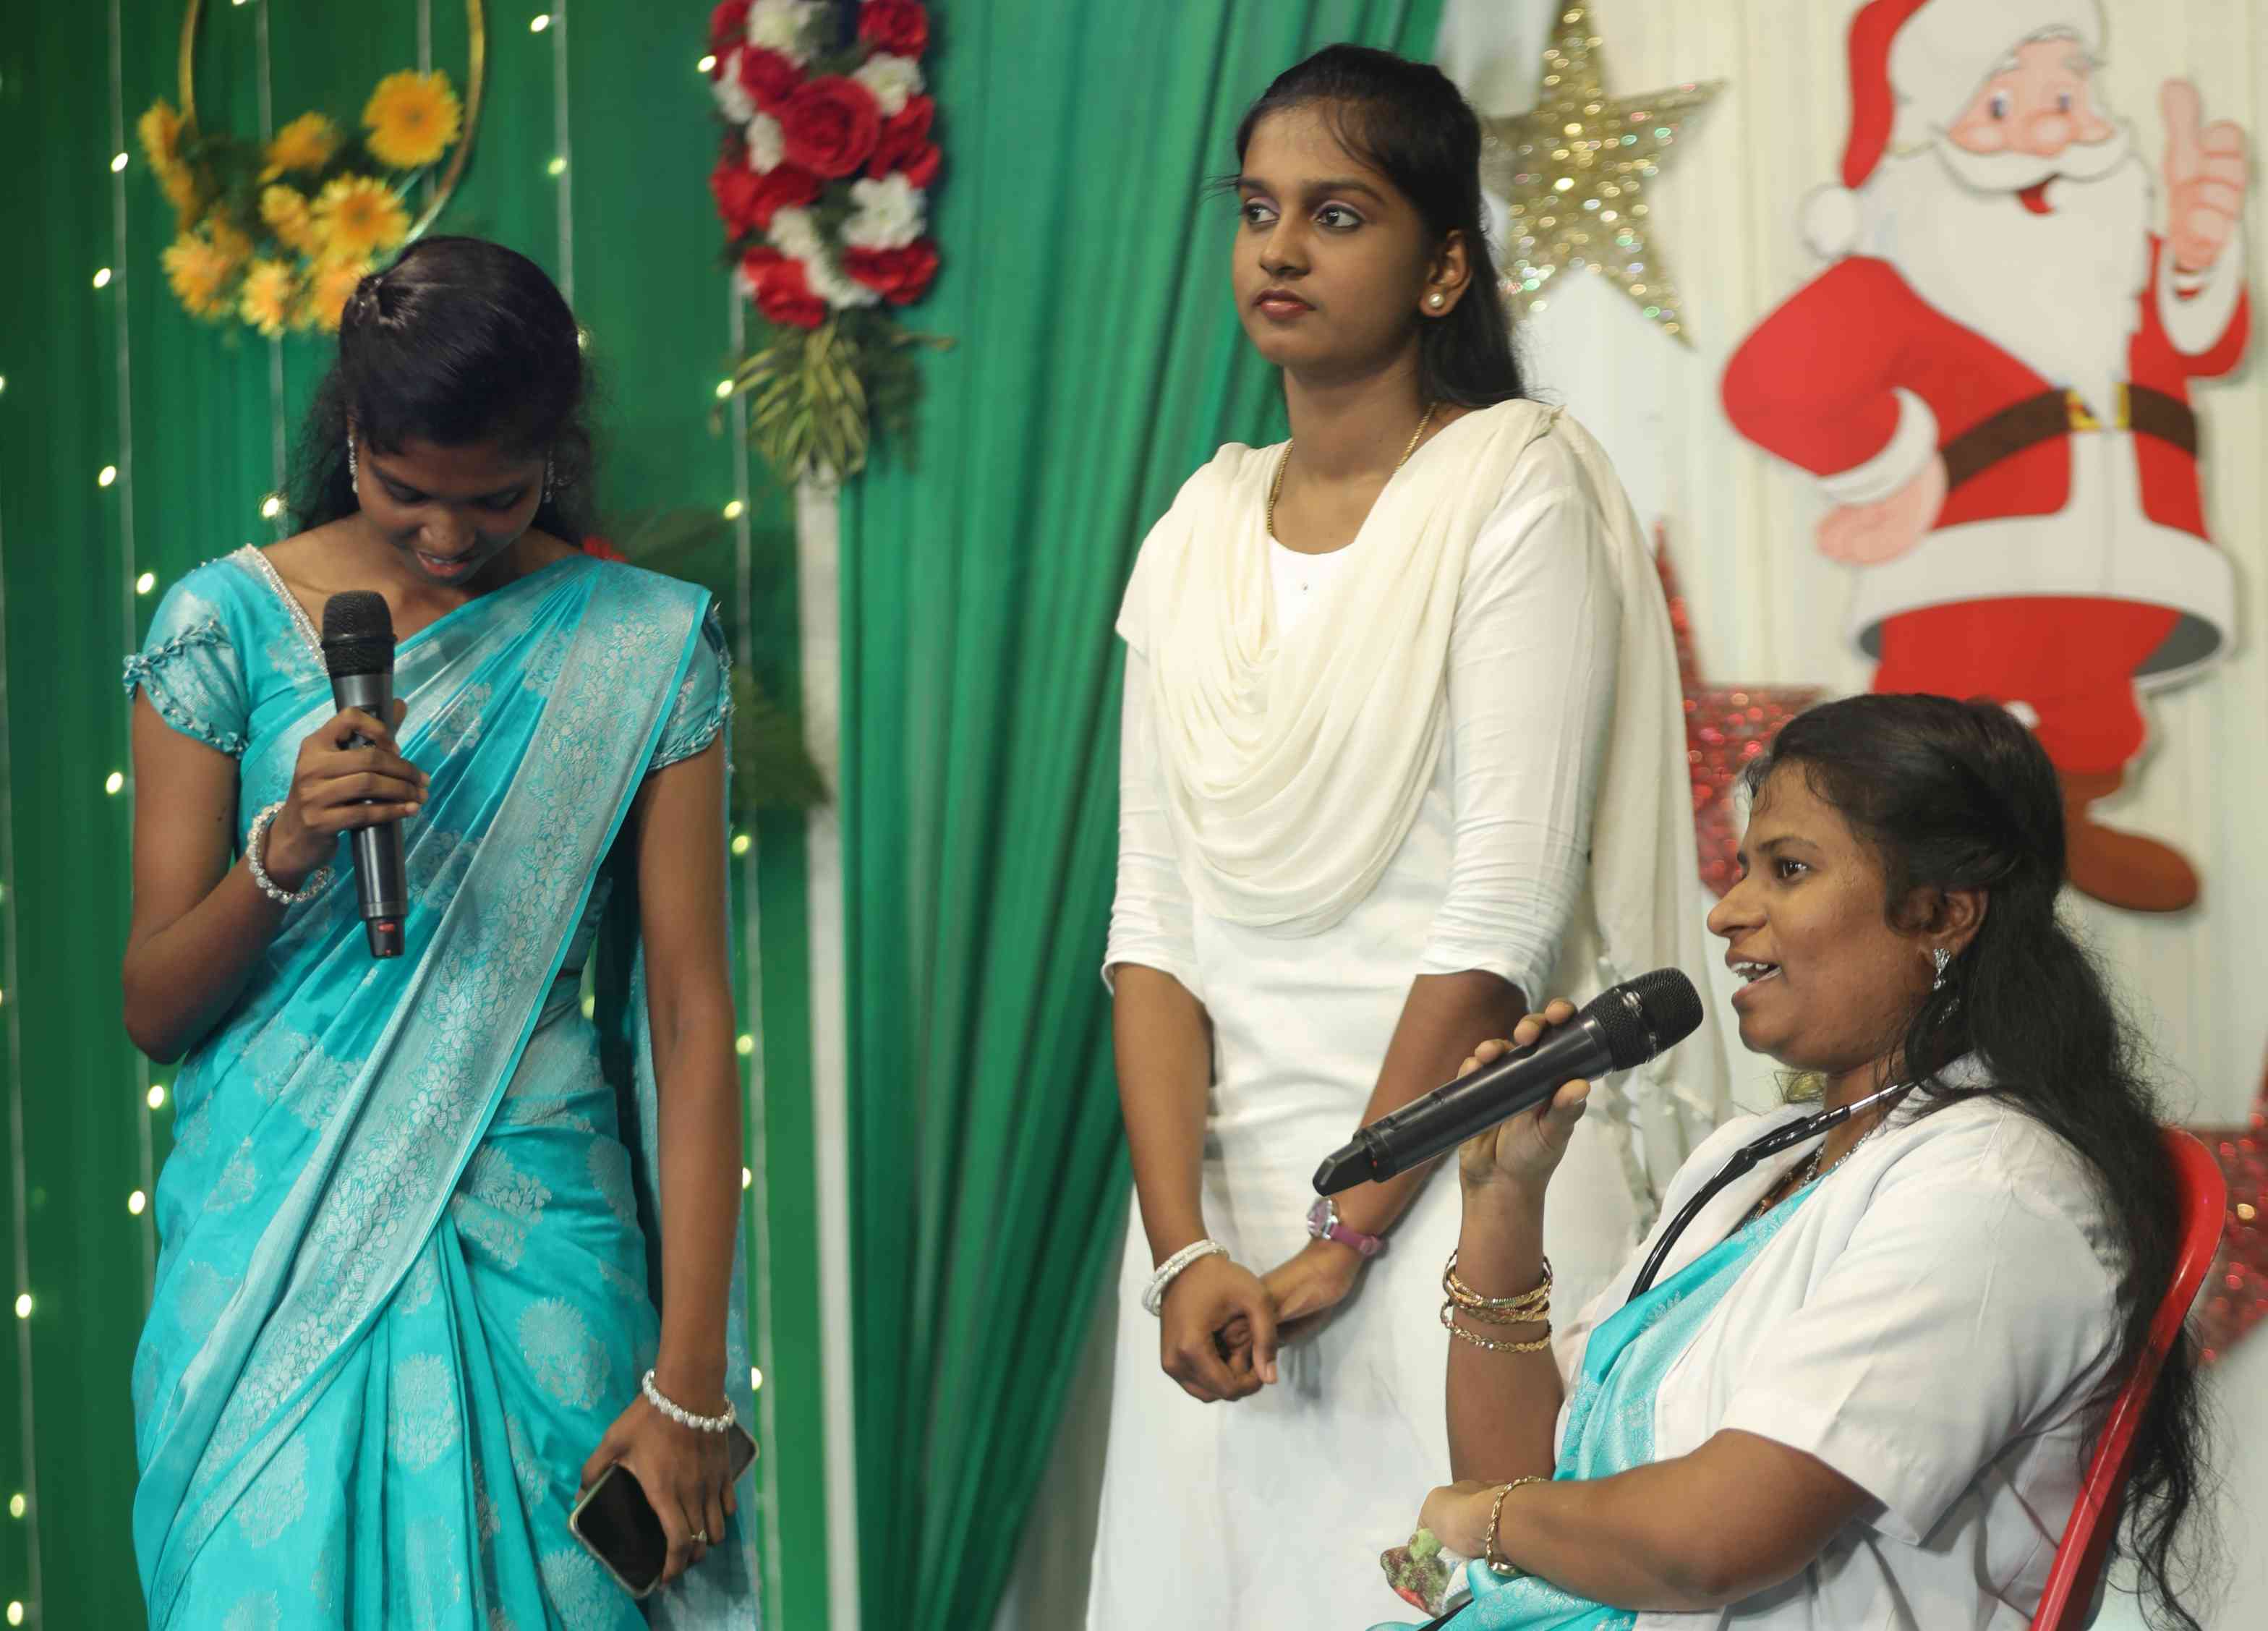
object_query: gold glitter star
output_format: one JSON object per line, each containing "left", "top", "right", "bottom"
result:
{"left": 1478, "top": 3, "right": 1723, "bottom": 344}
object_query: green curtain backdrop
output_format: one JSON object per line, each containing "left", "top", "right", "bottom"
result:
{"left": 840, "top": 4, "right": 1444, "bottom": 1627}
{"left": 0, "top": 3, "right": 825, "bottom": 1624}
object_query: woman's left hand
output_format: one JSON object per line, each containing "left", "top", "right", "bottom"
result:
{"left": 1217, "top": 1238, "right": 1365, "bottom": 1356}
{"left": 1260, "top": 1238, "right": 1365, "bottom": 1337}
{"left": 579, "top": 1392, "right": 740, "bottom": 1587}
{"left": 1418, "top": 1479, "right": 1504, "bottom": 1560}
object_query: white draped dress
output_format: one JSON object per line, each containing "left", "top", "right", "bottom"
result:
{"left": 1086, "top": 405, "right": 1725, "bottom": 1630}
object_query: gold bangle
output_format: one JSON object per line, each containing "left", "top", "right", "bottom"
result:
{"left": 1454, "top": 1296, "right": 1551, "bottom": 1326}
{"left": 1444, "top": 1249, "right": 1552, "bottom": 1316}
{"left": 1442, "top": 1261, "right": 1551, "bottom": 1324}
{"left": 1485, "top": 1476, "right": 1549, "bottom": 1575}
{"left": 1441, "top": 1301, "right": 1553, "bottom": 1352}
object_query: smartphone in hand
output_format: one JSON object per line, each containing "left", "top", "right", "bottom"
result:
{"left": 568, "top": 1424, "right": 759, "bottom": 1598}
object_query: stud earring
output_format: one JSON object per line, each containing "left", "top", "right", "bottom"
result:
{"left": 1931, "top": 946, "right": 1952, "bottom": 990}
{"left": 1428, "top": 292, "right": 1446, "bottom": 309}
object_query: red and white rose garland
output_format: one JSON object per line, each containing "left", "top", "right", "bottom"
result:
{"left": 707, "top": 0, "right": 945, "bottom": 480}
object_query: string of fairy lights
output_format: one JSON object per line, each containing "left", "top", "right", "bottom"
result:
{"left": 108, "top": 0, "right": 160, "bottom": 1318}
{"left": 728, "top": 278, "right": 790, "bottom": 1620}
{"left": 0, "top": 190, "right": 35, "bottom": 1631}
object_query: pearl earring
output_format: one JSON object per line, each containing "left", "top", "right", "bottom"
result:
{"left": 1428, "top": 292, "right": 1446, "bottom": 309}
{"left": 1931, "top": 947, "right": 1952, "bottom": 990}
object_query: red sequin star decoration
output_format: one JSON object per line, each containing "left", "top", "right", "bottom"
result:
{"left": 2195, "top": 1068, "right": 2267, "bottom": 1364}
{"left": 1655, "top": 529, "right": 1822, "bottom": 896}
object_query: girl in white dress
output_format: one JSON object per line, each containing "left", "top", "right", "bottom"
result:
{"left": 1086, "top": 46, "right": 1726, "bottom": 1631}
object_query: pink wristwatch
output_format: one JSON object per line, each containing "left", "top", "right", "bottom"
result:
{"left": 1306, "top": 1196, "right": 1384, "bottom": 1258}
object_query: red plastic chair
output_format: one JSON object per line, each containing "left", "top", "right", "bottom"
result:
{"left": 2028, "top": 1128, "right": 2228, "bottom": 1631}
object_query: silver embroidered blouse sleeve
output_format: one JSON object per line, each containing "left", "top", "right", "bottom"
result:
{"left": 123, "top": 578, "right": 253, "bottom": 757}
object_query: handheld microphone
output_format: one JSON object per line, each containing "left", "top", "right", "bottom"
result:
{"left": 320, "top": 591, "right": 407, "bottom": 959}
{"left": 1312, "top": 968, "right": 1705, "bottom": 1195}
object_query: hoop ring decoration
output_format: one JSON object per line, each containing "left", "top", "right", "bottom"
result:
{"left": 179, "top": 0, "right": 487, "bottom": 248}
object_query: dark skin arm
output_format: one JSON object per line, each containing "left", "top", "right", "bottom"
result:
{"left": 1112, "top": 963, "right": 1282, "bottom": 1401}
{"left": 1421, "top": 1431, "right": 1872, "bottom": 1611}
{"left": 121, "top": 695, "right": 426, "bottom": 1063}
{"left": 1418, "top": 1005, "right": 1871, "bottom": 1611}
{"left": 578, "top": 737, "right": 746, "bottom": 1586}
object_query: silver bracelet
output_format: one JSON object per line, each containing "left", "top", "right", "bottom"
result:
{"left": 641, "top": 1368, "right": 737, "bottom": 1434}
{"left": 1141, "top": 1238, "right": 1227, "bottom": 1316}
{"left": 247, "top": 800, "right": 332, "bottom": 906}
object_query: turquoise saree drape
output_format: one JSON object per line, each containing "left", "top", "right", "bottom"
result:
{"left": 1372, "top": 1188, "right": 1821, "bottom": 1631}
{"left": 124, "top": 548, "right": 759, "bottom": 1629}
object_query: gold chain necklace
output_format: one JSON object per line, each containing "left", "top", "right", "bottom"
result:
{"left": 1747, "top": 1087, "right": 1907, "bottom": 1223}
{"left": 1266, "top": 400, "right": 1438, "bottom": 542}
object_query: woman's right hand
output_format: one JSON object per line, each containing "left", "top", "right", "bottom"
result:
{"left": 1455, "top": 998, "right": 1592, "bottom": 1196}
{"left": 265, "top": 700, "right": 425, "bottom": 889}
{"left": 1159, "top": 1253, "right": 1279, "bottom": 1402}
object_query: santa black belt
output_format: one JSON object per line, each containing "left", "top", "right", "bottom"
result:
{"left": 1939, "top": 384, "right": 2197, "bottom": 493}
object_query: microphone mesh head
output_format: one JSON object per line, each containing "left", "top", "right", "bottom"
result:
{"left": 1580, "top": 968, "right": 1705, "bottom": 1070}
{"left": 321, "top": 590, "right": 396, "bottom": 676}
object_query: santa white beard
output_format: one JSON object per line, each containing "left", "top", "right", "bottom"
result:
{"left": 1861, "top": 128, "right": 2153, "bottom": 414}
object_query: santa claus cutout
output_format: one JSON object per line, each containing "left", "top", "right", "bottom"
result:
{"left": 1723, "top": 0, "right": 2251, "bottom": 912}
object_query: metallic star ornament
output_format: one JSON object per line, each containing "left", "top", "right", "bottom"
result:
{"left": 1478, "top": 2, "right": 1724, "bottom": 344}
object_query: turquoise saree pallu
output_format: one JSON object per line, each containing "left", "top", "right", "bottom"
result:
{"left": 126, "top": 552, "right": 759, "bottom": 1628}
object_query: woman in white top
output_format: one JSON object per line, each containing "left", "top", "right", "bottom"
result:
{"left": 1389, "top": 694, "right": 2211, "bottom": 1631}
{"left": 1088, "top": 46, "right": 1725, "bottom": 1631}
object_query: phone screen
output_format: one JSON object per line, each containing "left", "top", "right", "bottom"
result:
{"left": 570, "top": 1426, "right": 759, "bottom": 1597}
{"left": 574, "top": 1465, "right": 670, "bottom": 1594}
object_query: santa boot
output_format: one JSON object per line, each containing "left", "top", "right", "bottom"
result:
{"left": 2058, "top": 768, "right": 2199, "bottom": 914}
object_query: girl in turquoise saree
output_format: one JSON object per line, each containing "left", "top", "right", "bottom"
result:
{"left": 123, "top": 239, "right": 759, "bottom": 1630}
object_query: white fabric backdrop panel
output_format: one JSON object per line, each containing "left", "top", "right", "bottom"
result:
{"left": 1440, "top": 0, "right": 2267, "bottom": 1127}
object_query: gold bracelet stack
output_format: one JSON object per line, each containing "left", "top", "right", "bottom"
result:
{"left": 1485, "top": 1475, "right": 1549, "bottom": 1576}
{"left": 1440, "top": 1249, "right": 1553, "bottom": 1353}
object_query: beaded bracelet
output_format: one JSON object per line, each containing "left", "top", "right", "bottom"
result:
{"left": 1142, "top": 1238, "right": 1227, "bottom": 1316}
{"left": 1485, "top": 1476, "right": 1549, "bottom": 1576}
{"left": 247, "top": 800, "right": 333, "bottom": 906}
{"left": 641, "top": 1368, "right": 737, "bottom": 1434}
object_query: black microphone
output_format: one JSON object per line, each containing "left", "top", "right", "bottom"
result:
{"left": 1312, "top": 968, "right": 1705, "bottom": 1195}
{"left": 320, "top": 591, "right": 407, "bottom": 959}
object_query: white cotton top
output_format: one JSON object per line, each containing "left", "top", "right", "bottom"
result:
{"left": 1551, "top": 1079, "right": 2126, "bottom": 1631}
{"left": 1107, "top": 427, "right": 1620, "bottom": 1017}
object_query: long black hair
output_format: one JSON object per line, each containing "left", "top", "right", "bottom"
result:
{"left": 286, "top": 235, "right": 599, "bottom": 540}
{"left": 1231, "top": 44, "right": 1525, "bottom": 409}
{"left": 1746, "top": 694, "right": 2213, "bottom": 1630}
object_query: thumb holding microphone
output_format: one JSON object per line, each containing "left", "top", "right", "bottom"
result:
{"left": 1454, "top": 998, "right": 1597, "bottom": 1197}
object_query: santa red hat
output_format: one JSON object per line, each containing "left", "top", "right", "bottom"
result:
{"left": 1801, "top": 0, "right": 2107, "bottom": 257}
